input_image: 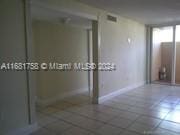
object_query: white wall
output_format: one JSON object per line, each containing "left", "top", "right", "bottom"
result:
{"left": 33, "top": 0, "right": 146, "bottom": 99}
{"left": 32, "top": 20, "right": 89, "bottom": 105}
{"left": 0, "top": 0, "right": 147, "bottom": 133}
{"left": 0, "top": 0, "right": 29, "bottom": 134}
{"left": 99, "top": 13, "right": 146, "bottom": 96}
{"left": 32, "top": 0, "right": 147, "bottom": 101}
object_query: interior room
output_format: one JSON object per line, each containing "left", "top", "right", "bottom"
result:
{"left": 1, "top": 0, "right": 180, "bottom": 135}
{"left": 151, "top": 26, "right": 180, "bottom": 85}
{"left": 31, "top": 4, "right": 95, "bottom": 123}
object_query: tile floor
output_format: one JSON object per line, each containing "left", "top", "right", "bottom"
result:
{"left": 31, "top": 84, "right": 180, "bottom": 135}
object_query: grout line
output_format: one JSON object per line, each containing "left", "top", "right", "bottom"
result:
{"left": 35, "top": 85, "right": 180, "bottom": 135}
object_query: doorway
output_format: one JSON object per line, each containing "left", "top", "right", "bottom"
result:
{"left": 151, "top": 26, "right": 173, "bottom": 84}
{"left": 25, "top": 1, "right": 100, "bottom": 127}
{"left": 151, "top": 25, "right": 180, "bottom": 85}
{"left": 31, "top": 15, "right": 93, "bottom": 126}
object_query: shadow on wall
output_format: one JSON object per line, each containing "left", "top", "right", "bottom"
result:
{"left": 32, "top": 20, "right": 90, "bottom": 106}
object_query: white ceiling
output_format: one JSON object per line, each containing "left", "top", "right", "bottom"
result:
{"left": 77, "top": 0, "right": 180, "bottom": 25}
{"left": 31, "top": 4, "right": 92, "bottom": 29}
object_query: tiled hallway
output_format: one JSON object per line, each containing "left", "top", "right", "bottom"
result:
{"left": 31, "top": 84, "right": 180, "bottom": 135}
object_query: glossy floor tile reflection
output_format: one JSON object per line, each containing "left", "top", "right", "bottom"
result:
{"left": 31, "top": 84, "right": 180, "bottom": 135}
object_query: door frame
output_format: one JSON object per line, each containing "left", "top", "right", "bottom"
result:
{"left": 148, "top": 23, "right": 180, "bottom": 86}
{"left": 24, "top": 0, "right": 100, "bottom": 124}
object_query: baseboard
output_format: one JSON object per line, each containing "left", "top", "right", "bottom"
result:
{"left": 36, "top": 88, "right": 89, "bottom": 106}
{"left": 99, "top": 81, "right": 146, "bottom": 103}
{"left": 6, "top": 123, "right": 38, "bottom": 135}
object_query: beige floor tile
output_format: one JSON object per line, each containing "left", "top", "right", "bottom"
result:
{"left": 120, "top": 130, "right": 141, "bottom": 135}
{"left": 45, "top": 120, "right": 72, "bottom": 134}
{"left": 30, "top": 128, "right": 55, "bottom": 135}
{"left": 87, "top": 111, "right": 115, "bottom": 122}
{"left": 118, "top": 111, "right": 140, "bottom": 121}
{"left": 64, "top": 114, "right": 89, "bottom": 125}
{"left": 164, "top": 110, "right": 180, "bottom": 123}
{"left": 128, "top": 122, "right": 155, "bottom": 134}
{"left": 108, "top": 116, "right": 133, "bottom": 128}
{"left": 38, "top": 106, "right": 59, "bottom": 114}
{"left": 35, "top": 85, "right": 180, "bottom": 135}
{"left": 76, "top": 118, "right": 105, "bottom": 131}
{"left": 155, "top": 128, "right": 179, "bottom": 135}
{"left": 37, "top": 113, "right": 57, "bottom": 127}
{"left": 159, "top": 120, "right": 180, "bottom": 133}
{"left": 135, "top": 116, "right": 162, "bottom": 128}
{"left": 62, "top": 127, "right": 91, "bottom": 135}
{"left": 52, "top": 110, "right": 74, "bottom": 120}
{"left": 95, "top": 124, "right": 123, "bottom": 135}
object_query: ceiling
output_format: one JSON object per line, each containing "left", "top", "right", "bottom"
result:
{"left": 31, "top": 4, "right": 92, "bottom": 29}
{"left": 77, "top": 0, "right": 180, "bottom": 25}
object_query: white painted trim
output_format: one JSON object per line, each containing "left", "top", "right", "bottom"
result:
{"left": 25, "top": 0, "right": 37, "bottom": 124}
{"left": 146, "top": 26, "right": 152, "bottom": 84}
{"left": 99, "top": 81, "right": 146, "bottom": 103}
{"left": 6, "top": 123, "right": 38, "bottom": 135}
{"left": 148, "top": 21, "right": 180, "bottom": 28}
{"left": 36, "top": 88, "right": 89, "bottom": 106}
{"left": 92, "top": 20, "right": 100, "bottom": 104}
{"left": 171, "top": 25, "right": 176, "bottom": 85}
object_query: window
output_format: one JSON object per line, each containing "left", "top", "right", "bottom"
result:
{"left": 176, "top": 25, "right": 180, "bottom": 42}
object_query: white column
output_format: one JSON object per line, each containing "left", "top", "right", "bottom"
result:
{"left": 171, "top": 25, "right": 176, "bottom": 85}
{"left": 146, "top": 26, "right": 152, "bottom": 84}
{"left": 92, "top": 20, "right": 100, "bottom": 104}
